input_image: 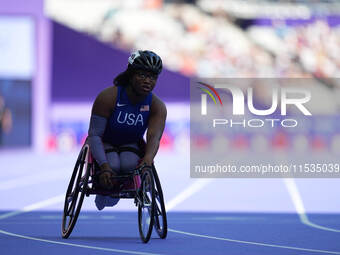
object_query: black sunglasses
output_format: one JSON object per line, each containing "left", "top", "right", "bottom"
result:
{"left": 135, "top": 71, "right": 158, "bottom": 81}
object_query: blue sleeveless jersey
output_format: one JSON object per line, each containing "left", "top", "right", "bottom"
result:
{"left": 103, "top": 86, "right": 152, "bottom": 146}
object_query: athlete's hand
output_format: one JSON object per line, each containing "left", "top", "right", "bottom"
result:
{"left": 99, "top": 163, "right": 116, "bottom": 190}
{"left": 138, "top": 156, "right": 153, "bottom": 168}
{"left": 99, "top": 171, "right": 113, "bottom": 190}
{"left": 137, "top": 157, "right": 153, "bottom": 175}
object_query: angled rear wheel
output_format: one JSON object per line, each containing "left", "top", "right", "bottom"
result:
{"left": 152, "top": 166, "right": 167, "bottom": 239}
{"left": 62, "top": 145, "right": 90, "bottom": 238}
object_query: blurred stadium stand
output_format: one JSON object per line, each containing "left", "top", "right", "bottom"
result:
{"left": 51, "top": 22, "right": 189, "bottom": 102}
{"left": 42, "top": 0, "right": 340, "bottom": 153}
{"left": 45, "top": 0, "right": 340, "bottom": 80}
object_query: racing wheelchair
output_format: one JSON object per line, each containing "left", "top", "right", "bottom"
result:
{"left": 61, "top": 139, "right": 167, "bottom": 243}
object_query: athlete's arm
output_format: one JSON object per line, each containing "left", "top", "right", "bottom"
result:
{"left": 140, "top": 95, "right": 167, "bottom": 166}
{"left": 88, "top": 86, "right": 116, "bottom": 173}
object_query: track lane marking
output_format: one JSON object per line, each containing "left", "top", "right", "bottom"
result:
{"left": 1, "top": 180, "right": 340, "bottom": 255}
{"left": 0, "top": 229, "right": 161, "bottom": 255}
{"left": 0, "top": 168, "right": 69, "bottom": 191}
{"left": 0, "top": 195, "right": 161, "bottom": 255}
{"left": 284, "top": 178, "right": 340, "bottom": 233}
{"left": 168, "top": 228, "right": 340, "bottom": 255}
{"left": 0, "top": 194, "right": 65, "bottom": 220}
{"left": 165, "top": 179, "right": 214, "bottom": 211}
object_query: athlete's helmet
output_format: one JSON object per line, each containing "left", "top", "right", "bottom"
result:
{"left": 128, "top": 50, "right": 163, "bottom": 75}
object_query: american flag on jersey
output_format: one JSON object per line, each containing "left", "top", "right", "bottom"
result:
{"left": 140, "top": 105, "right": 150, "bottom": 112}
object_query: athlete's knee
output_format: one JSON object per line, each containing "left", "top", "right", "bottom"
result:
{"left": 119, "top": 143, "right": 140, "bottom": 172}
{"left": 107, "top": 158, "right": 120, "bottom": 173}
{"left": 103, "top": 143, "right": 120, "bottom": 172}
{"left": 120, "top": 154, "right": 139, "bottom": 172}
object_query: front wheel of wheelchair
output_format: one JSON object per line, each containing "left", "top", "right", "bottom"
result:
{"left": 62, "top": 145, "right": 90, "bottom": 239}
{"left": 152, "top": 166, "right": 167, "bottom": 239}
{"left": 138, "top": 168, "right": 156, "bottom": 243}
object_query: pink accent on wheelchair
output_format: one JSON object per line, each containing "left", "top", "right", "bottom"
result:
{"left": 133, "top": 175, "right": 141, "bottom": 189}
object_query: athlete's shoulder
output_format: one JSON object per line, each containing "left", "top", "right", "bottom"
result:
{"left": 96, "top": 86, "right": 117, "bottom": 101}
{"left": 91, "top": 86, "right": 117, "bottom": 118}
{"left": 151, "top": 93, "right": 167, "bottom": 117}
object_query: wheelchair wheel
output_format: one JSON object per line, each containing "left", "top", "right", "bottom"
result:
{"left": 138, "top": 168, "right": 155, "bottom": 243}
{"left": 152, "top": 166, "right": 168, "bottom": 239}
{"left": 62, "top": 145, "right": 90, "bottom": 239}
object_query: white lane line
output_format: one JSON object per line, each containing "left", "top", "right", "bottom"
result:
{"left": 283, "top": 178, "right": 340, "bottom": 233}
{"left": 0, "top": 229, "right": 160, "bottom": 255}
{"left": 168, "top": 228, "right": 340, "bottom": 255}
{"left": 0, "top": 194, "right": 65, "bottom": 220}
{"left": 0, "top": 195, "right": 161, "bottom": 255}
{"left": 165, "top": 179, "right": 214, "bottom": 211}
{"left": 0, "top": 169, "right": 68, "bottom": 191}
{"left": 283, "top": 178, "right": 306, "bottom": 214}
{"left": 1, "top": 190, "right": 340, "bottom": 254}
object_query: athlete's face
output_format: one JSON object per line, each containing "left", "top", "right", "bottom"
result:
{"left": 131, "top": 70, "right": 158, "bottom": 96}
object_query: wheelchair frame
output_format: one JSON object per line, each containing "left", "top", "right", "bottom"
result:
{"left": 61, "top": 141, "right": 167, "bottom": 243}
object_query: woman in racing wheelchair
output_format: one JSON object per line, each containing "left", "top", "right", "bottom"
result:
{"left": 87, "top": 50, "right": 166, "bottom": 211}
{"left": 62, "top": 50, "right": 167, "bottom": 243}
